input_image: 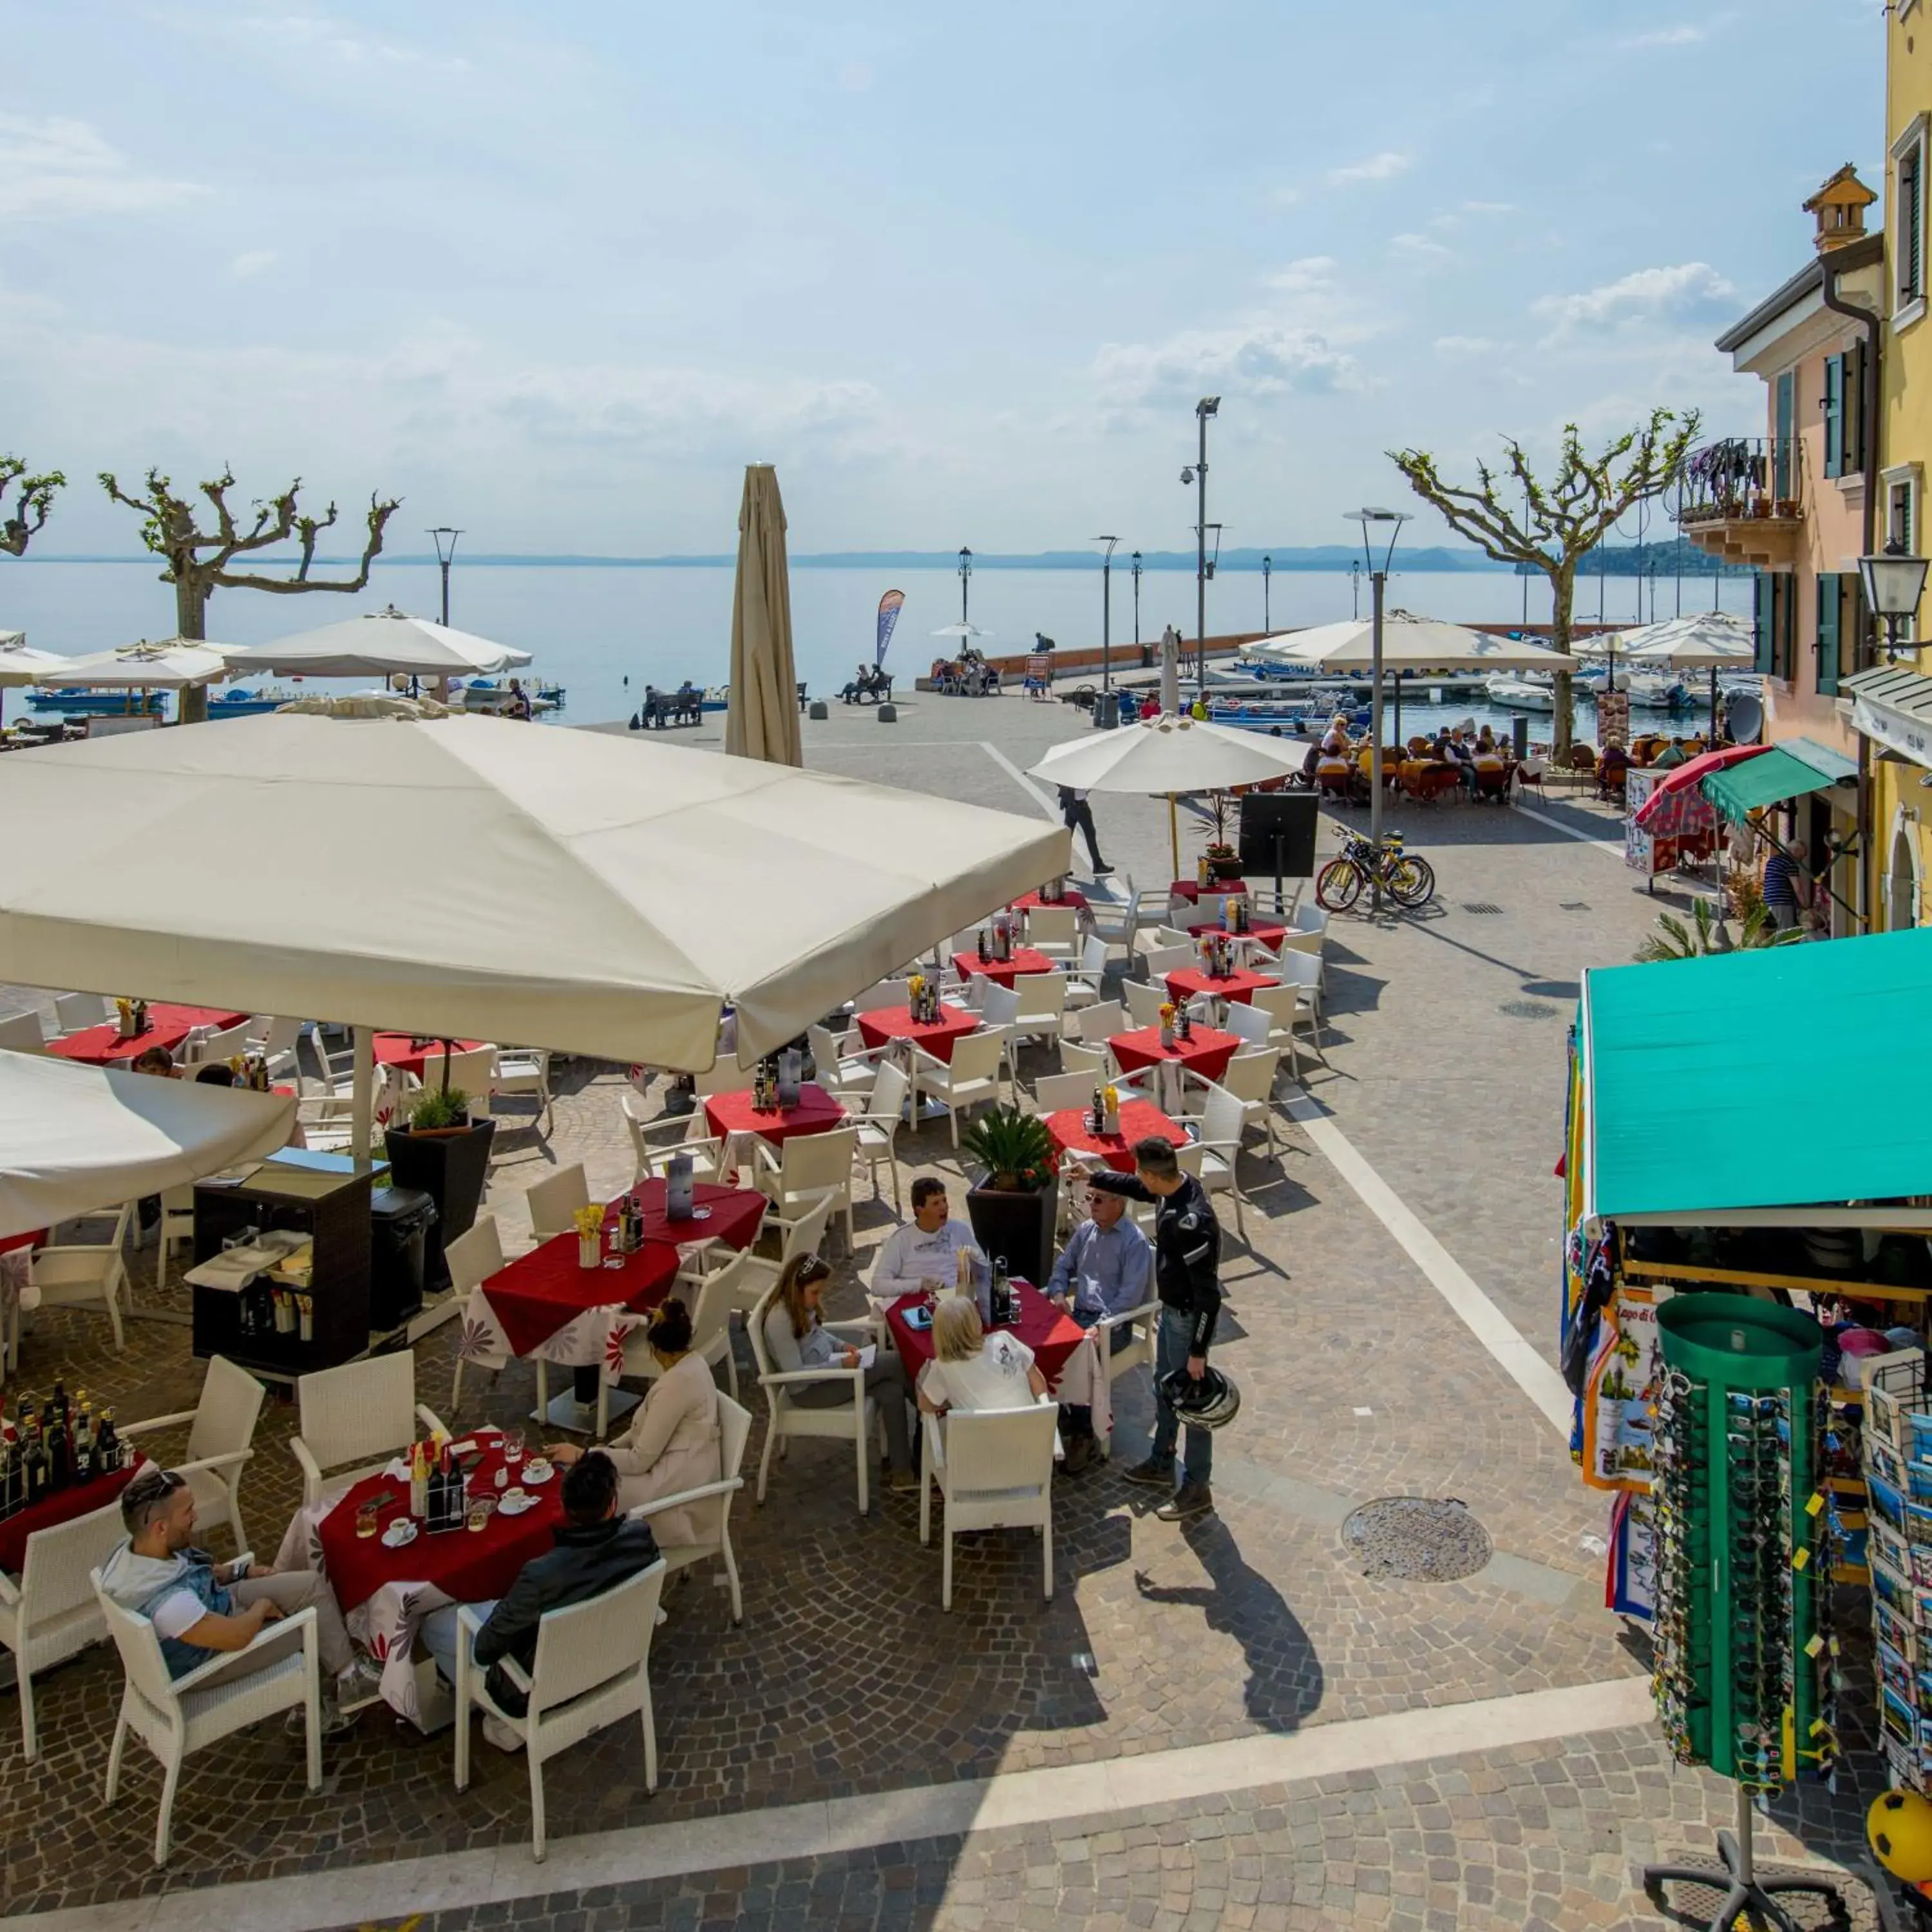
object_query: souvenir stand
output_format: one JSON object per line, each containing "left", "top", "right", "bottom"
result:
{"left": 1562, "top": 929, "right": 1932, "bottom": 1926}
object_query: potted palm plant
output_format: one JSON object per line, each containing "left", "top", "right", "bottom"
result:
{"left": 1202, "top": 790, "right": 1245, "bottom": 881}
{"left": 383, "top": 1067, "right": 496, "bottom": 1293}
{"left": 960, "top": 1104, "right": 1059, "bottom": 1287}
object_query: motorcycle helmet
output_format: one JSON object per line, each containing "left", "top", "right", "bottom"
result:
{"left": 1157, "top": 1364, "right": 1240, "bottom": 1430}
{"left": 1871, "top": 1788, "right": 1932, "bottom": 1884}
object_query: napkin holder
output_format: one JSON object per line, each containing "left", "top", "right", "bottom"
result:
{"left": 666, "top": 1152, "right": 696, "bottom": 1220}
{"left": 426, "top": 1473, "right": 466, "bottom": 1536}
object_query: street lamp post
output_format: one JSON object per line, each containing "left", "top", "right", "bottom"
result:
{"left": 1262, "top": 553, "right": 1272, "bottom": 634}
{"left": 957, "top": 546, "right": 973, "bottom": 629}
{"left": 1131, "top": 550, "right": 1143, "bottom": 646}
{"left": 1180, "top": 395, "right": 1220, "bottom": 700}
{"left": 1093, "top": 536, "right": 1119, "bottom": 695}
{"left": 1860, "top": 537, "right": 1931, "bottom": 655}
{"left": 1350, "top": 559, "right": 1361, "bottom": 620}
{"left": 1349, "top": 507, "right": 1410, "bottom": 911}
{"left": 428, "top": 526, "right": 462, "bottom": 627}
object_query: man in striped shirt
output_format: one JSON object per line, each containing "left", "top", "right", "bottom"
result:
{"left": 1761, "top": 839, "right": 1806, "bottom": 931}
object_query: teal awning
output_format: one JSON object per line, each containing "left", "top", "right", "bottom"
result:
{"left": 1699, "top": 738, "right": 1854, "bottom": 823}
{"left": 1579, "top": 927, "right": 1932, "bottom": 1220}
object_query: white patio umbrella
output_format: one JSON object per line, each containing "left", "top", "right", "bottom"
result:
{"left": 0, "top": 1047, "right": 294, "bottom": 1240}
{"left": 1028, "top": 714, "right": 1307, "bottom": 878}
{"left": 0, "top": 634, "right": 75, "bottom": 730}
{"left": 0, "top": 710, "right": 1069, "bottom": 1149}
{"left": 724, "top": 465, "right": 802, "bottom": 766}
{"left": 54, "top": 639, "right": 237, "bottom": 687}
{"left": 223, "top": 605, "right": 533, "bottom": 683}
{"left": 1609, "top": 611, "right": 1756, "bottom": 738}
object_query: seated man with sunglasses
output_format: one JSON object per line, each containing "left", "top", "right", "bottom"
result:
{"left": 99, "top": 1464, "right": 379, "bottom": 1733}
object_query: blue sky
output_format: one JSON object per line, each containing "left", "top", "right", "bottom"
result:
{"left": 0, "top": 1, "right": 1884, "bottom": 558}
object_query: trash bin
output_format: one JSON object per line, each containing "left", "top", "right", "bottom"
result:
{"left": 1093, "top": 690, "right": 1122, "bottom": 730}
{"left": 369, "top": 1185, "right": 437, "bottom": 1331}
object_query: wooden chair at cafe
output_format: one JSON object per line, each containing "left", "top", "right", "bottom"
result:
{"left": 118, "top": 1353, "right": 266, "bottom": 1557}
{"left": 24, "top": 1199, "right": 134, "bottom": 1350}
{"left": 93, "top": 1558, "right": 324, "bottom": 1866}
{"left": 1, "top": 1499, "right": 127, "bottom": 1759}
{"left": 289, "top": 1353, "right": 446, "bottom": 1506}
{"left": 750, "top": 1125, "right": 857, "bottom": 1256}
{"left": 444, "top": 1214, "right": 507, "bottom": 1416}
{"left": 918, "top": 1402, "right": 1057, "bottom": 1611}
{"left": 525, "top": 1163, "right": 591, "bottom": 1241}
{"left": 748, "top": 1276, "right": 884, "bottom": 1516}
{"left": 908, "top": 1029, "right": 1007, "bottom": 1150}
{"left": 453, "top": 1558, "right": 667, "bottom": 1862}
{"left": 627, "top": 1392, "right": 752, "bottom": 1622}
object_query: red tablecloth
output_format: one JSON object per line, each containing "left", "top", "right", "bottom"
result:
{"left": 952, "top": 947, "right": 1055, "bottom": 989}
{"left": 1164, "top": 967, "right": 1280, "bottom": 1007}
{"left": 1012, "top": 889, "right": 1088, "bottom": 913}
{"left": 1043, "top": 1101, "right": 1186, "bottom": 1173}
{"left": 317, "top": 1429, "right": 562, "bottom": 1616}
{"left": 629, "top": 1179, "right": 765, "bottom": 1253}
{"left": 0, "top": 1456, "right": 144, "bottom": 1575}
{"left": 1168, "top": 880, "right": 1248, "bottom": 904}
{"left": 703, "top": 1083, "right": 846, "bottom": 1148}
{"left": 0, "top": 1230, "right": 42, "bottom": 1257}
{"left": 480, "top": 1217, "right": 679, "bottom": 1358}
{"left": 1187, "top": 920, "right": 1287, "bottom": 948}
{"left": 886, "top": 1284, "right": 1086, "bottom": 1390}
{"left": 1108, "top": 1024, "right": 1240, "bottom": 1084}
{"left": 46, "top": 1005, "right": 251, "bottom": 1066}
{"left": 372, "top": 1034, "right": 488, "bottom": 1079}
{"left": 853, "top": 1004, "right": 981, "bottom": 1064}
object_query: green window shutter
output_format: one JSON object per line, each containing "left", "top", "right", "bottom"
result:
{"left": 1823, "top": 355, "right": 1844, "bottom": 478}
{"left": 1776, "top": 575, "right": 1797, "bottom": 682}
{"left": 1817, "top": 572, "right": 1841, "bottom": 696}
{"left": 1755, "top": 571, "right": 1774, "bottom": 673}
{"left": 1846, "top": 340, "right": 1866, "bottom": 471}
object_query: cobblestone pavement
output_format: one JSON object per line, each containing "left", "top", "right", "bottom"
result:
{"left": 0, "top": 695, "right": 1897, "bottom": 1927}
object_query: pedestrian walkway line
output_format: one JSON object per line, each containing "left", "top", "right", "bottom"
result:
{"left": 1510, "top": 800, "right": 1625, "bottom": 853}
{"left": 23, "top": 1678, "right": 1652, "bottom": 1932}
{"left": 979, "top": 739, "right": 1062, "bottom": 820}
{"left": 1280, "top": 1084, "right": 1574, "bottom": 1437}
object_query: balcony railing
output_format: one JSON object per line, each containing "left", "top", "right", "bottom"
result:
{"left": 1677, "top": 436, "right": 1804, "bottom": 525}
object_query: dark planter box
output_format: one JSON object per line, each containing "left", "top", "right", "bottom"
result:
{"left": 966, "top": 1181, "right": 1055, "bottom": 1290}
{"left": 1208, "top": 857, "right": 1245, "bottom": 882}
{"left": 383, "top": 1119, "right": 495, "bottom": 1293}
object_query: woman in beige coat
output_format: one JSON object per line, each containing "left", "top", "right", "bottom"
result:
{"left": 546, "top": 1298, "right": 721, "bottom": 1545}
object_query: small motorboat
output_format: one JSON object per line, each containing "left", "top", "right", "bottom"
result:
{"left": 26, "top": 687, "right": 166, "bottom": 717}
{"left": 457, "top": 678, "right": 556, "bottom": 715}
{"left": 1484, "top": 672, "right": 1555, "bottom": 710}
{"left": 206, "top": 687, "right": 299, "bottom": 719}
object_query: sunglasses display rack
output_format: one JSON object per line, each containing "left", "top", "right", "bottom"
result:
{"left": 1861, "top": 1350, "right": 1932, "bottom": 1795}
{"left": 1643, "top": 1296, "right": 1847, "bottom": 1931}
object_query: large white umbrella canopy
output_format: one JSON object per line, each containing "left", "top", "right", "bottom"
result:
{"left": 1604, "top": 610, "right": 1755, "bottom": 668}
{"left": 53, "top": 639, "right": 237, "bottom": 688}
{"left": 224, "top": 606, "right": 533, "bottom": 679}
{"left": 0, "top": 1048, "right": 294, "bottom": 1240}
{"left": 0, "top": 636, "right": 74, "bottom": 691}
{"left": 724, "top": 465, "right": 803, "bottom": 767}
{"left": 0, "top": 712, "right": 1069, "bottom": 1072}
{"left": 1249, "top": 612, "right": 1577, "bottom": 672}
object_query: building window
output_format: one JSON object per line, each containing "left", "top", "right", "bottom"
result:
{"left": 1889, "top": 473, "right": 1920, "bottom": 648}
{"left": 1756, "top": 571, "right": 1797, "bottom": 682}
{"left": 1823, "top": 355, "right": 1844, "bottom": 478}
{"left": 1895, "top": 118, "right": 1927, "bottom": 323}
{"left": 1817, "top": 573, "right": 1842, "bottom": 696}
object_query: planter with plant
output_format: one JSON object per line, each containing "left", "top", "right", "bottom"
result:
{"left": 384, "top": 1079, "right": 497, "bottom": 1293}
{"left": 1200, "top": 790, "right": 1245, "bottom": 881}
{"left": 960, "top": 1105, "right": 1058, "bottom": 1288}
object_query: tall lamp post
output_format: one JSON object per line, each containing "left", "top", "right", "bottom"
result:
{"left": 1349, "top": 507, "right": 1410, "bottom": 910}
{"left": 1350, "top": 559, "right": 1361, "bottom": 619}
{"left": 1130, "top": 550, "right": 1143, "bottom": 645}
{"left": 1180, "top": 395, "right": 1220, "bottom": 699}
{"left": 428, "top": 526, "right": 462, "bottom": 627}
{"left": 1093, "top": 535, "right": 1119, "bottom": 695}
{"left": 1262, "top": 552, "right": 1273, "bottom": 634}
{"left": 1860, "top": 537, "right": 1930, "bottom": 655}
{"left": 958, "top": 546, "right": 973, "bottom": 629}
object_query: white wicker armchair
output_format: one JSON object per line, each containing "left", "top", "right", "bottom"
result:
{"left": 119, "top": 1354, "right": 266, "bottom": 1554}
{"left": 626, "top": 1392, "right": 752, "bottom": 1621}
{"left": 290, "top": 1354, "right": 446, "bottom": 1506}
{"left": 0, "top": 1499, "right": 127, "bottom": 1757}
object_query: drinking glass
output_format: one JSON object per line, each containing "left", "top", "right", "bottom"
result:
{"left": 355, "top": 1502, "right": 380, "bottom": 1540}
{"left": 502, "top": 1427, "right": 526, "bottom": 1470}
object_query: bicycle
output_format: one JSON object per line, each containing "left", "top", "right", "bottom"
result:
{"left": 1315, "top": 830, "right": 1437, "bottom": 912}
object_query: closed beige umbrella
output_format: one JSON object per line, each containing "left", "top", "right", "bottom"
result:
{"left": 724, "top": 464, "right": 803, "bottom": 766}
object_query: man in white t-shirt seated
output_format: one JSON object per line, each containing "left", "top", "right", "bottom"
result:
{"left": 871, "top": 1177, "right": 988, "bottom": 1309}
{"left": 916, "top": 1298, "right": 1049, "bottom": 1416}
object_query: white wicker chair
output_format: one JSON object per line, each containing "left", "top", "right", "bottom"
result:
{"left": 1009, "top": 973, "right": 1067, "bottom": 1052}
{"left": 620, "top": 1253, "right": 743, "bottom": 1400}
{"left": 417, "top": 1046, "right": 499, "bottom": 1124}
{"left": 118, "top": 1354, "right": 266, "bottom": 1555}
{"left": 153, "top": 1182, "right": 198, "bottom": 1293}
{"left": 851, "top": 1059, "right": 909, "bottom": 1211}
{"left": 445, "top": 1215, "right": 507, "bottom": 1414}
{"left": 24, "top": 1200, "right": 133, "bottom": 1350}
{"left": 93, "top": 1562, "right": 322, "bottom": 1865}
{"left": 290, "top": 1354, "right": 446, "bottom": 1506}
{"left": 525, "top": 1163, "right": 590, "bottom": 1241}
{"left": 1034, "top": 1070, "right": 1102, "bottom": 1113}
{"left": 749, "top": 1126, "right": 856, "bottom": 1256}
{"left": 1201, "top": 1046, "right": 1282, "bottom": 1153}
{"left": 1090, "top": 1298, "right": 1161, "bottom": 1458}
{"left": 1178, "top": 1083, "right": 1253, "bottom": 1239}
{"left": 1121, "top": 980, "right": 1168, "bottom": 1028}
{"left": 1141, "top": 942, "right": 1197, "bottom": 978}
{"left": 729, "top": 1193, "right": 835, "bottom": 1319}
{"left": 0, "top": 1499, "right": 126, "bottom": 1757}
{"left": 453, "top": 1558, "right": 667, "bottom": 1862}
{"left": 52, "top": 992, "right": 109, "bottom": 1034}
{"left": 242, "top": 1015, "right": 302, "bottom": 1082}
{"left": 1061, "top": 935, "right": 1112, "bottom": 1010}
{"left": 0, "top": 1009, "right": 46, "bottom": 1054}
{"left": 183, "top": 1019, "right": 252, "bottom": 1066}
{"left": 1073, "top": 999, "right": 1125, "bottom": 1043}
{"left": 918, "top": 1403, "right": 1057, "bottom": 1610}
{"left": 807, "top": 1023, "right": 887, "bottom": 1102}
{"left": 1022, "top": 904, "right": 1079, "bottom": 965}
{"left": 491, "top": 1047, "right": 555, "bottom": 1135}
{"left": 627, "top": 1392, "right": 751, "bottom": 1621}
{"left": 748, "top": 1278, "right": 881, "bottom": 1515}
{"left": 908, "top": 1030, "right": 1006, "bottom": 1148}
{"left": 621, "top": 1092, "right": 725, "bottom": 1187}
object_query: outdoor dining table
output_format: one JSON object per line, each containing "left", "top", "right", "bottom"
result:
{"left": 1164, "top": 965, "right": 1280, "bottom": 1009}
{"left": 283, "top": 1425, "right": 564, "bottom": 1727}
{"left": 952, "top": 947, "right": 1055, "bottom": 990}
{"left": 45, "top": 1004, "right": 251, "bottom": 1066}
{"left": 1012, "top": 888, "right": 1088, "bottom": 914}
{"left": 1043, "top": 1099, "right": 1188, "bottom": 1173}
{"left": 1108, "top": 1023, "right": 1240, "bottom": 1088}
{"left": 1168, "top": 880, "right": 1248, "bottom": 905}
{"left": 371, "top": 1034, "right": 488, "bottom": 1079}
{"left": 702, "top": 1083, "right": 846, "bottom": 1149}
{"left": 1186, "top": 919, "right": 1287, "bottom": 949}
{"left": 853, "top": 1003, "right": 981, "bottom": 1064}
{"left": 0, "top": 1454, "right": 146, "bottom": 1575}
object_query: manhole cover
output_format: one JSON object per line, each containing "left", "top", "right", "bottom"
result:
{"left": 1499, "top": 999, "right": 1558, "bottom": 1019}
{"left": 1341, "top": 1497, "right": 1493, "bottom": 1581}
{"left": 1461, "top": 902, "right": 1504, "bottom": 914}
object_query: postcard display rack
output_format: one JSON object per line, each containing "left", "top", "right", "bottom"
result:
{"left": 1862, "top": 1352, "right": 1932, "bottom": 1797}
{"left": 1643, "top": 1296, "right": 1846, "bottom": 1931}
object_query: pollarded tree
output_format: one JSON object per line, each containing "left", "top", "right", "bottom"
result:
{"left": 1, "top": 455, "right": 66, "bottom": 556}
{"left": 98, "top": 466, "right": 401, "bottom": 721}
{"left": 1389, "top": 408, "right": 1700, "bottom": 758}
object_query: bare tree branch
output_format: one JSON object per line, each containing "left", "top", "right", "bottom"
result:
{"left": 216, "top": 493, "right": 401, "bottom": 596}
{"left": 0, "top": 455, "right": 66, "bottom": 556}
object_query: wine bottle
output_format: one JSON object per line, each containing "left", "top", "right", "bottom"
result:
{"left": 22, "top": 1420, "right": 48, "bottom": 1504}
{"left": 96, "top": 1406, "right": 120, "bottom": 1475}
{"left": 74, "top": 1401, "right": 94, "bottom": 1482}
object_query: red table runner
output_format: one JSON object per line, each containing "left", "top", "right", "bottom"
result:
{"left": 318, "top": 1429, "right": 563, "bottom": 1616}
{"left": 628, "top": 1179, "right": 765, "bottom": 1253}
{"left": 1108, "top": 1024, "right": 1240, "bottom": 1085}
{"left": 1164, "top": 967, "right": 1280, "bottom": 1007}
{"left": 1043, "top": 1100, "right": 1186, "bottom": 1173}
{"left": 1187, "top": 920, "right": 1287, "bottom": 949}
{"left": 0, "top": 1230, "right": 42, "bottom": 1257}
{"left": 1168, "top": 880, "right": 1248, "bottom": 904}
{"left": 0, "top": 1456, "right": 144, "bottom": 1575}
{"left": 952, "top": 948, "right": 1054, "bottom": 990}
{"left": 1012, "top": 889, "right": 1088, "bottom": 913}
{"left": 853, "top": 1004, "right": 981, "bottom": 1065}
{"left": 480, "top": 1215, "right": 679, "bottom": 1358}
{"left": 886, "top": 1285, "right": 1086, "bottom": 1391}
{"left": 372, "top": 1034, "right": 489, "bottom": 1079}
{"left": 703, "top": 1083, "right": 846, "bottom": 1148}
{"left": 47, "top": 1005, "right": 251, "bottom": 1066}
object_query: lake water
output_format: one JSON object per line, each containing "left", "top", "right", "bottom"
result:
{"left": 0, "top": 560, "right": 1752, "bottom": 730}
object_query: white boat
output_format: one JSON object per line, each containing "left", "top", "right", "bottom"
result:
{"left": 1484, "top": 672, "right": 1555, "bottom": 710}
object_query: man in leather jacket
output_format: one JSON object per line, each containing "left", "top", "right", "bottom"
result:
{"left": 419, "top": 1451, "right": 659, "bottom": 1740}
{"left": 1081, "top": 1136, "right": 1222, "bottom": 1521}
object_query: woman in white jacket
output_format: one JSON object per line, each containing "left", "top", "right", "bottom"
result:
{"left": 547, "top": 1298, "right": 721, "bottom": 1545}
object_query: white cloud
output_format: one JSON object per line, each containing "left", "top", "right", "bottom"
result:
{"left": 837, "top": 61, "right": 874, "bottom": 93}
{"left": 1620, "top": 22, "right": 1712, "bottom": 49}
{"left": 1262, "top": 256, "right": 1337, "bottom": 293}
{"left": 1532, "top": 262, "right": 1738, "bottom": 343}
{"left": 229, "top": 249, "right": 278, "bottom": 280}
{"left": 1328, "top": 151, "right": 1411, "bottom": 185}
{"left": 1267, "top": 184, "right": 1304, "bottom": 207}
{"left": 1389, "top": 232, "right": 1451, "bottom": 261}
{"left": 0, "top": 114, "right": 198, "bottom": 223}
{"left": 1434, "top": 336, "right": 1497, "bottom": 356}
